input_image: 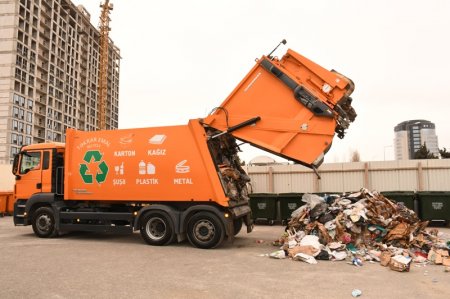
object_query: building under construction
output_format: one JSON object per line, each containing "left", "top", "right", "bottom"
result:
{"left": 0, "top": 0, "right": 120, "bottom": 164}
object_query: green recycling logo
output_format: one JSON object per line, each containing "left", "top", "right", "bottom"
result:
{"left": 79, "top": 150, "right": 109, "bottom": 184}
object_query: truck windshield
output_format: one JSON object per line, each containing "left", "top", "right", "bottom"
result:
{"left": 20, "top": 152, "right": 41, "bottom": 174}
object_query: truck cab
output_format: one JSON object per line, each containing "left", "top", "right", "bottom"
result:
{"left": 12, "top": 144, "right": 64, "bottom": 228}
{"left": 13, "top": 144, "right": 64, "bottom": 195}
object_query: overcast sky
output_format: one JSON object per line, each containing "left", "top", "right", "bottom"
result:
{"left": 73, "top": 0, "right": 450, "bottom": 163}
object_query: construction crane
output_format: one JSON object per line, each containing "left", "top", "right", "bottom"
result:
{"left": 98, "top": 0, "right": 113, "bottom": 130}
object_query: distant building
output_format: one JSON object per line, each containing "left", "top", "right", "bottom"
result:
{"left": 0, "top": 0, "right": 120, "bottom": 164}
{"left": 394, "top": 120, "right": 439, "bottom": 160}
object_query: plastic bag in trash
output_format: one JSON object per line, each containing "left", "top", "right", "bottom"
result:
{"left": 293, "top": 253, "right": 318, "bottom": 264}
{"left": 310, "top": 202, "right": 329, "bottom": 219}
{"left": 301, "top": 194, "right": 325, "bottom": 209}
{"left": 269, "top": 250, "right": 287, "bottom": 259}
{"left": 316, "top": 250, "right": 330, "bottom": 260}
{"left": 291, "top": 205, "right": 308, "bottom": 219}
{"left": 300, "top": 235, "right": 321, "bottom": 251}
{"left": 319, "top": 212, "right": 334, "bottom": 224}
{"left": 331, "top": 250, "right": 348, "bottom": 261}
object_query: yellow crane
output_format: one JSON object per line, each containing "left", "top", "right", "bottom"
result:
{"left": 98, "top": 0, "right": 113, "bottom": 130}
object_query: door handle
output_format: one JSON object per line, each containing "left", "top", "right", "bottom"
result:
{"left": 36, "top": 183, "right": 42, "bottom": 189}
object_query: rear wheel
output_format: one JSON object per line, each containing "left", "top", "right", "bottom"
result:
{"left": 187, "top": 211, "right": 224, "bottom": 249}
{"left": 32, "top": 207, "right": 57, "bottom": 238}
{"left": 140, "top": 211, "right": 174, "bottom": 246}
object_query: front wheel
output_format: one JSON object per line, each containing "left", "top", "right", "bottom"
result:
{"left": 187, "top": 212, "right": 225, "bottom": 249}
{"left": 32, "top": 207, "right": 57, "bottom": 238}
{"left": 140, "top": 211, "right": 174, "bottom": 246}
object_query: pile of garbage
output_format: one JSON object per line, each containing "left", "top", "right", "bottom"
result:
{"left": 271, "top": 189, "right": 450, "bottom": 272}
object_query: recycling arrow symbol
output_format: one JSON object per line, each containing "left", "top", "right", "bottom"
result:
{"left": 79, "top": 150, "right": 109, "bottom": 184}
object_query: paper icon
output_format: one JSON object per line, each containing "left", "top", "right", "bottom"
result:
{"left": 149, "top": 134, "right": 166, "bottom": 145}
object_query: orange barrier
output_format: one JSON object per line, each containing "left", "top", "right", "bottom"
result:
{"left": 0, "top": 192, "right": 14, "bottom": 216}
{"left": 7, "top": 192, "right": 15, "bottom": 215}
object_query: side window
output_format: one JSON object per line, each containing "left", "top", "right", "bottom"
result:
{"left": 43, "top": 151, "right": 50, "bottom": 170}
{"left": 19, "top": 151, "right": 41, "bottom": 174}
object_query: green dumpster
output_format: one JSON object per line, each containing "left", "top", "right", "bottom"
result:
{"left": 381, "top": 191, "right": 416, "bottom": 213}
{"left": 249, "top": 193, "right": 277, "bottom": 224}
{"left": 417, "top": 191, "right": 450, "bottom": 222}
{"left": 278, "top": 193, "right": 304, "bottom": 223}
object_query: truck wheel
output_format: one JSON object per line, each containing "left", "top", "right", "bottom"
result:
{"left": 233, "top": 218, "right": 243, "bottom": 236}
{"left": 32, "top": 207, "right": 57, "bottom": 238}
{"left": 187, "top": 212, "right": 224, "bottom": 249}
{"left": 140, "top": 211, "right": 174, "bottom": 246}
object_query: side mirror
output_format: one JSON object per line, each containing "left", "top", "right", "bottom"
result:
{"left": 12, "top": 154, "right": 19, "bottom": 174}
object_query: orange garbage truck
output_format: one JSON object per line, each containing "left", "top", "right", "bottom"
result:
{"left": 12, "top": 43, "right": 356, "bottom": 248}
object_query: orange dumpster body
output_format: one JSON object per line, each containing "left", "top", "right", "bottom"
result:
{"left": 0, "top": 192, "right": 14, "bottom": 215}
{"left": 64, "top": 120, "right": 228, "bottom": 206}
{"left": 203, "top": 49, "right": 355, "bottom": 168}
{"left": 6, "top": 192, "right": 15, "bottom": 215}
{"left": 0, "top": 192, "right": 8, "bottom": 215}
{"left": 11, "top": 47, "right": 356, "bottom": 248}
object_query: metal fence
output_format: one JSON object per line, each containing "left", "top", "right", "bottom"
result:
{"left": 244, "top": 159, "right": 450, "bottom": 193}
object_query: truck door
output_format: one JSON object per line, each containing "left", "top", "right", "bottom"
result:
{"left": 15, "top": 150, "right": 43, "bottom": 200}
{"left": 41, "top": 150, "right": 52, "bottom": 192}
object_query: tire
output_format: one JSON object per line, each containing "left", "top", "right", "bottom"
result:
{"left": 187, "top": 211, "right": 225, "bottom": 249}
{"left": 140, "top": 211, "right": 174, "bottom": 246}
{"left": 233, "top": 218, "right": 243, "bottom": 236}
{"left": 32, "top": 207, "right": 57, "bottom": 238}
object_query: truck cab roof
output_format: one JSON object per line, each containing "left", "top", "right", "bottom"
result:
{"left": 21, "top": 142, "right": 65, "bottom": 151}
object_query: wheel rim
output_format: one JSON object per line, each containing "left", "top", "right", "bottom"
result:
{"left": 36, "top": 214, "right": 52, "bottom": 233}
{"left": 193, "top": 220, "right": 215, "bottom": 242}
{"left": 145, "top": 217, "right": 166, "bottom": 240}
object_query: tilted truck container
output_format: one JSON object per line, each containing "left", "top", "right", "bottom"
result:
{"left": 12, "top": 44, "right": 356, "bottom": 248}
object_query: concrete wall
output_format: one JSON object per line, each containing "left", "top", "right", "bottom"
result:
{"left": 0, "top": 164, "right": 14, "bottom": 191}
{"left": 245, "top": 159, "right": 450, "bottom": 193}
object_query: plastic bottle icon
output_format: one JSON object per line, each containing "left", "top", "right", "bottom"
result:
{"left": 147, "top": 162, "right": 155, "bottom": 175}
{"left": 139, "top": 160, "right": 146, "bottom": 175}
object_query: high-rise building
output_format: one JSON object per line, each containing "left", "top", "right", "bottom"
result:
{"left": 0, "top": 0, "right": 120, "bottom": 164}
{"left": 394, "top": 120, "right": 439, "bottom": 160}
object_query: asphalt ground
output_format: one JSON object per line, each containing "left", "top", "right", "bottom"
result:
{"left": 0, "top": 216, "right": 449, "bottom": 299}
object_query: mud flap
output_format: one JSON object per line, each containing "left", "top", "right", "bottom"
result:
{"left": 244, "top": 213, "right": 254, "bottom": 233}
{"left": 229, "top": 205, "right": 253, "bottom": 233}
